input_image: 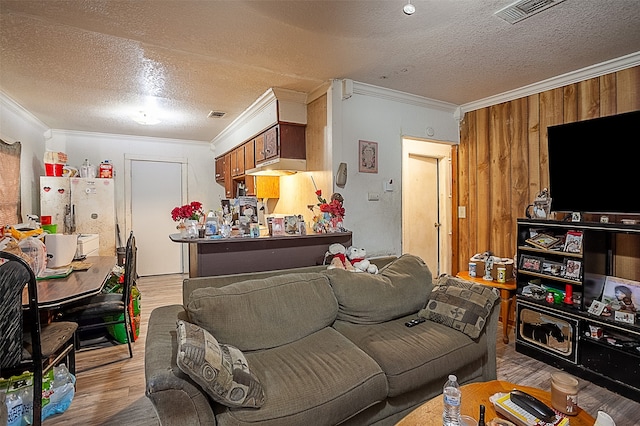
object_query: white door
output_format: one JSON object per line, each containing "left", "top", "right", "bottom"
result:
{"left": 404, "top": 154, "right": 440, "bottom": 273}
{"left": 402, "top": 138, "right": 452, "bottom": 276}
{"left": 131, "top": 160, "right": 183, "bottom": 276}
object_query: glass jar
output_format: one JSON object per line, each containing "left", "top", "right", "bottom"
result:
{"left": 551, "top": 372, "right": 579, "bottom": 415}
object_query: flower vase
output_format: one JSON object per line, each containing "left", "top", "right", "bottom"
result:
{"left": 184, "top": 219, "right": 199, "bottom": 238}
{"left": 329, "top": 216, "right": 343, "bottom": 233}
{"left": 177, "top": 222, "right": 188, "bottom": 238}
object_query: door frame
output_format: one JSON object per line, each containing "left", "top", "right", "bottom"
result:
{"left": 401, "top": 137, "right": 454, "bottom": 276}
{"left": 124, "top": 154, "right": 189, "bottom": 271}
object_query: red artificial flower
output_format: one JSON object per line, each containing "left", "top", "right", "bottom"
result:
{"left": 171, "top": 201, "right": 204, "bottom": 221}
{"left": 320, "top": 199, "right": 345, "bottom": 218}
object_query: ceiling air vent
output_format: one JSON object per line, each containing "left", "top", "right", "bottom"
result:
{"left": 207, "top": 110, "right": 226, "bottom": 118}
{"left": 495, "top": 0, "right": 566, "bottom": 24}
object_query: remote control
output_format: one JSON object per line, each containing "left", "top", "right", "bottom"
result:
{"left": 510, "top": 390, "right": 555, "bottom": 423}
{"left": 405, "top": 318, "right": 426, "bottom": 327}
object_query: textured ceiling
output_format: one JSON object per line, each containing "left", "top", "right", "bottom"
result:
{"left": 1, "top": 0, "right": 639, "bottom": 142}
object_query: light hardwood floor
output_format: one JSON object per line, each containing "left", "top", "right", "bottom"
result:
{"left": 44, "top": 274, "right": 640, "bottom": 425}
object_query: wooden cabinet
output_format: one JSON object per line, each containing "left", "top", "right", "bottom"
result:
{"left": 515, "top": 218, "right": 640, "bottom": 401}
{"left": 254, "top": 132, "right": 266, "bottom": 164}
{"left": 224, "top": 152, "right": 233, "bottom": 198}
{"left": 215, "top": 156, "right": 225, "bottom": 183}
{"left": 231, "top": 145, "right": 245, "bottom": 177}
{"left": 244, "top": 140, "right": 255, "bottom": 171}
{"left": 215, "top": 122, "right": 304, "bottom": 199}
{"left": 255, "top": 123, "right": 306, "bottom": 165}
{"left": 263, "top": 125, "right": 278, "bottom": 161}
{"left": 245, "top": 175, "right": 256, "bottom": 196}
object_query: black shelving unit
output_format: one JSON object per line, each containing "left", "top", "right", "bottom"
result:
{"left": 515, "top": 218, "right": 640, "bottom": 402}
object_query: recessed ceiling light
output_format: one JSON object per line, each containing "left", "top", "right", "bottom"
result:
{"left": 403, "top": 1, "right": 416, "bottom": 15}
{"left": 132, "top": 110, "right": 161, "bottom": 125}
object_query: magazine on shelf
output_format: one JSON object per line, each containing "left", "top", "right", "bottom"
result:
{"left": 525, "top": 233, "right": 561, "bottom": 249}
{"left": 563, "top": 230, "right": 583, "bottom": 254}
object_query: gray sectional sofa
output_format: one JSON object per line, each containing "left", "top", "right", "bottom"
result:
{"left": 144, "top": 254, "right": 500, "bottom": 425}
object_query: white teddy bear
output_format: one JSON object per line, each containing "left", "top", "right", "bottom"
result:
{"left": 346, "top": 246, "right": 378, "bottom": 274}
{"left": 325, "top": 243, "right": 355, "bottom": 271}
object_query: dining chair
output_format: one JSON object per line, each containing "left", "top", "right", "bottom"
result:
{"left": 0, "top": 250, "right": 78, "bottom": 425}
{"left": 62, "top": 231, "right": 137, "bottom": 358}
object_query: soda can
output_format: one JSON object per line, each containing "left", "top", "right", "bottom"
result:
{"left": 497, "top": 267, "right": 506, "bottom": 283}
{"left": 469, "top": 262, "right": 476, "bottom": 277}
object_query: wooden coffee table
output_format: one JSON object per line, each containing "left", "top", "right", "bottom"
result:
{"left": 396, "top": 380, "right": 595, "bottom": 425}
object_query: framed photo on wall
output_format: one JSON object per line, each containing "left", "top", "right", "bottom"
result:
{"left": 359, "top": 140, "right": 378, "bottom": 173}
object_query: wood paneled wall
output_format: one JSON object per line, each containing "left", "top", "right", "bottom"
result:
{"left": 454, "top": 66, "right": 640, "bottom": 274}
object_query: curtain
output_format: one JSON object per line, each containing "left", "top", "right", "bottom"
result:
{"left": 0, "top": 139, "right": 21, "bottom": 226}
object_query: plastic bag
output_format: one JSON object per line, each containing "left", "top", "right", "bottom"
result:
{"left": 1, "top": 364, "right": 76, "bottom": 426}
{"left": 18, "top": 236, "right": 47, "bottom": 277}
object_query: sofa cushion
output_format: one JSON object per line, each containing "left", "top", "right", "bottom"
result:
{"left": 333, "top": 315, "right": 487, "bottom": 397}
{"left": 176, "top": 320, "right": 265, "bottom": 408}
{"left": 324, "top": 254, "right": 433, "bottom": 324}
{"left": 186, "top": 273, "right": 338, "bottom": 351}
{"left": 215, "top": 327, "right": 388, "bottom": 426}
{"left": 418, "top": 274, "right": 499, "bottom": 339}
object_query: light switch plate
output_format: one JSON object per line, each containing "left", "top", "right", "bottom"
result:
{"left": 458, "top": 206, "right": 466, "bottom": 218}
{"left": 368, "top": 192, "right": 380, "bottom": 201}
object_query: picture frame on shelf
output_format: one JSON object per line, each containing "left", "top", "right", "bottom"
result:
{"left": 284, "top": 215, "right": 298, "bottom": 234}
{"left": 525, "top": 233, "right": 561, "bottom": 250}
{"left": 542, "top": 260, "right": 565, "bottom": 277}
{"left": 601, "top": 276, "right": 640, "bottom": 313}
{"left": 614, "top": 311, "right": 635, "bottom": 324}
{"left": 271, "top": 217, "right": 286, "bottom": 236}
{"left": 519, "top": 254, "right": 543, "bottom": 273}
{"left": 563, "top": 230, "right": 583, "bottom": 254}
{"left": 564, "top": 259, "right": 582, "bottom": 281}
{"left": 587, "top": 300, "right": 606, "bottom": 316}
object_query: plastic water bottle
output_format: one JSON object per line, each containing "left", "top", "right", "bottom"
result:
{"left": 443, "top": 374, "right": 461, "bottom": 426}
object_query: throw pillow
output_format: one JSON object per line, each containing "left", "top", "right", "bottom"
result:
{"left": 175, "top": 320, "right": 265, "bottom": 408}
{"left": 324, "top": 254, "right": 433, "bottom": 324}
{"left": 418, "top": 274, "right": 499, "bottom": 339}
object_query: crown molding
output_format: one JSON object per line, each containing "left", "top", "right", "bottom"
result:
{"left": 0, "top": 91, "right": 49, "bottom": 132}
{"left": 351, "top": 81, "right": 459, "bottom": 113}
{"left": 48, "top": 128, "right": 206, "bottom": 145}
{"left": 460, "top": 51, "right": 640, "bottom": 113}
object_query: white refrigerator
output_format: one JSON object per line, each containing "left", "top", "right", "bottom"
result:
{"left": 40, "top": 177, "right": 116, "bottom": 256}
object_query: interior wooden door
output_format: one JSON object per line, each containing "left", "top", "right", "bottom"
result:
{"left": 404, "top": 154, "right": 440, "bottom": 274}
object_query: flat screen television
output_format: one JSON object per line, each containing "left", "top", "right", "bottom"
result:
{"left": 547, "top": 110, "right": 640, "bottom": 215}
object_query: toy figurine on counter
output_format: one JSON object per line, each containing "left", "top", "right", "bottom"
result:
{"left": 483, "top": 251, "right": 494, "bottom": 281}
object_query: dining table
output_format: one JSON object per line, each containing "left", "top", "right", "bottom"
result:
{"left": 22, "top": 256, "right": 116, "bottom": 309}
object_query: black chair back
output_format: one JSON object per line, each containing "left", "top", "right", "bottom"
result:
{"left": 0, "top": 251, "right": 45, "bottom": 425}
{"left": 122, "top": 231, "right": 137, "bottom": 340}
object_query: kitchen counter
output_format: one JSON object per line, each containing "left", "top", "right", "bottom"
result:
{"left": 170, "top": 231, "right": 352, "bottom": 277}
